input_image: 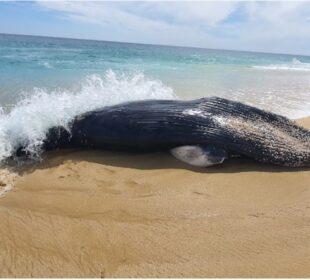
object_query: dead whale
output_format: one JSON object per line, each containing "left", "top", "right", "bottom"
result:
{"left": 42, "top": 97, "right": 310, "bottom": 167}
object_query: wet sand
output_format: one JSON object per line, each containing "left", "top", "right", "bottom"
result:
{"left": 0, "top": 118, "right": 309, "bottom": 277}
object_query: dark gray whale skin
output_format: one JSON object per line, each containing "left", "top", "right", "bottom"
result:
{"left": 44, "top": 97, "right": 310, "bottom": 167}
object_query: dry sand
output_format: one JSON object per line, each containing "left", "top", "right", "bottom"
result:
{"left": 0, "top": 118, "right": 309, "bottom": 277}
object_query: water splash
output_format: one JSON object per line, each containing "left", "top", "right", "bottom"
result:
{"left": 0, "top": 70, "right": 176, "bottom": 162}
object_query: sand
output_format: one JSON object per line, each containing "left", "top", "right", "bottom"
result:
{"left": 0, "top": 118, "right": 309, "bottom": 277}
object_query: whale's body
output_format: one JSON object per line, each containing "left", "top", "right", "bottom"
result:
{"left": 44, "top": 97, "right": 310, "bottom": 167}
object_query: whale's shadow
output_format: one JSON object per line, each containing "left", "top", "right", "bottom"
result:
{"left": 28, "top": 149, "right": 310, "bottom": 174}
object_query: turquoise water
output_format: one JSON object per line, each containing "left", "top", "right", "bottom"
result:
{"left": 1, "top": 33, "right": 310, "bottom": 116}
{"left": 0, "top": 33, "right": 309, "bottom": 161}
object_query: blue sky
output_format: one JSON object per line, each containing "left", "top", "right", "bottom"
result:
{"left": 1, "top": 1, "right": 310, "bottom": 55}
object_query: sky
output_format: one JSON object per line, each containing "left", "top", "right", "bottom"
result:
{"left": 0, "top": 1, "right": 310, "bottom": 55}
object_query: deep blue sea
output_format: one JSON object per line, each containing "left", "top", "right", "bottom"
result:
{"left": 0, "top": 33, "right": 309, "bottom": 161}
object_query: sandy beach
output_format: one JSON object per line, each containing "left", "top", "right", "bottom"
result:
{"left": 0, "top": 117, "right": 309, "bottom": 277}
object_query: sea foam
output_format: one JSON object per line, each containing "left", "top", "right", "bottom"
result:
{"left": 252, "top": 58, "right": 310, "bottom": 72}
{"left": 0, "top": 70, "right": 176, "bottom": 163}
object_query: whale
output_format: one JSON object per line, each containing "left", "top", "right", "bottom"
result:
{"left": 42, "top": 97, "right": 310, "bottom": 167}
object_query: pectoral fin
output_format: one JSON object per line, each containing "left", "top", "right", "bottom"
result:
{"left": 170, "top": 145, "right": 227, "bottom": 167}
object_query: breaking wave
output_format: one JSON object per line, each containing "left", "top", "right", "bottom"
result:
{"left": 0, "top": 70, "right": 176, "bottom": 163}
{"left": 252, "top": 58, "right": 310, "bottom": 72}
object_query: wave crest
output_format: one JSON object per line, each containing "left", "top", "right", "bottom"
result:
{"left": 252, "top": 58, "right": 310, "bottom": 72}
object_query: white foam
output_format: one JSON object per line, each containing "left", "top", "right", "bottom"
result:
{"left": 252, "top": 58, "right": 310, "bottom": 72}
{"left": 0, "top": 70, "right": 176, "bottom": 163}
{"left": 39, "top": 61, "right": 53, "bottom": 69}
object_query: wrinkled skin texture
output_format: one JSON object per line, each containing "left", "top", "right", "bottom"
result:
{"left": 44, "top": 97, "right": 310, "bottom": 167}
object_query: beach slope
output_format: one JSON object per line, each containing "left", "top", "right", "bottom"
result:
{"left": 0, "top": 118, "right": 309, "bottom": 277}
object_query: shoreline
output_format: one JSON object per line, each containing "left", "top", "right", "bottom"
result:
{"left": 0, "top": 117, "right": 309, "bottom": 277}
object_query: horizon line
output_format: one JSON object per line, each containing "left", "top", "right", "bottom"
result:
{"left": 1, "top": 32, "right": 309, "bottom": 58}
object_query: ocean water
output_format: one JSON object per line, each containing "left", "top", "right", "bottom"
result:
{"left": 0, "top": 33, "right": 310, "bottom": 162}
